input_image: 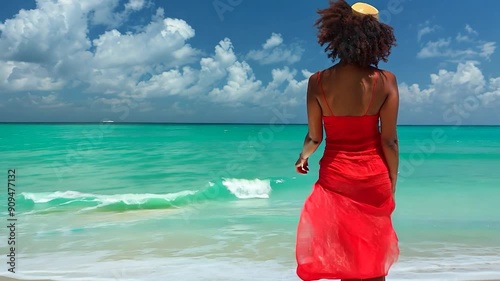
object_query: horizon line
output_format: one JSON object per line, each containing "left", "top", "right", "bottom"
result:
{"left": 0, "top": 122, "right": 499, "bottom": 126}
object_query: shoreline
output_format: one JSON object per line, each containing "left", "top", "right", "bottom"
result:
{"left": 0, "top": 277, "right": 53, "bottom": 281}
{"left": 1, "top": 275, "right": 500, "bottom": 281}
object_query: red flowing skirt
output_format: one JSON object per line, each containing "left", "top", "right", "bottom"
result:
{"left": 295, "top": 149, "right": 399, "bottom": 280}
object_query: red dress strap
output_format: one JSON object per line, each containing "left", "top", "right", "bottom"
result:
{"left": 317, "top": 71, "right": 334, "bottom": 116}
{"left": 364, "top": 70, "right": 379, "bottom": 116}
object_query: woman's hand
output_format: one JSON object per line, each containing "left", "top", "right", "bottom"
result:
{"left": 295, "top": 154, "right": 309, "bottom": 174}
{"left": 390, "top": 174, "right": 397, "bottom": 194}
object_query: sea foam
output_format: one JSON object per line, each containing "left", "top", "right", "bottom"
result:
{"left": 222, "top": 178, "right": 272, "bottom": 199}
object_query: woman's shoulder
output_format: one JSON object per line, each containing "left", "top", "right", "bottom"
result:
{"left": 375, "top": 67, "right": 396, "bottom": 78}
{"left": 311, "top": 65, "right": 397, "bottom": 80}
{"left": 308, "top": 71, "right": 320, "bottom": 84}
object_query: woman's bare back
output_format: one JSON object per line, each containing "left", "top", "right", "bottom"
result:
{"left": 316, "top": 63, "right": 393, "bottom": 117}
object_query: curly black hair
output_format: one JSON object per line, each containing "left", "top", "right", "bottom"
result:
{"left": 314, "top": 0, "right": 397, "bottom": 67}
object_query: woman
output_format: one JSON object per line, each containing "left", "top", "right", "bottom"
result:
{"left": 294, "top": 1, "right": 400, "bottom": 281}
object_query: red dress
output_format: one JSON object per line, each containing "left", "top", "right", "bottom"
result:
{"left": 295, "top": 71, "right": 399, "bottom": 280}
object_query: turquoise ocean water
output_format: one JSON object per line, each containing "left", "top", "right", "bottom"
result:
{"left": 1, "top": 123, "right": 499, "bottom": 281}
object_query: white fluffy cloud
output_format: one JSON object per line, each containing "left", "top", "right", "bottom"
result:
{"left": 399, "top": 61, "right": 500, "bottom": 116}
{"left": 86, "top": 9, "right": 202, "bottom": 95}
{"left": 0, "top": 1, "right": 497, "bottom": 124}
{"left": 0, "top": 0, "right": 311, "bottom": 121}
{"left": 0, "top": 61, "right": 65, "bottom": 91}
{"left": 125, "top": 0, "right": 149, "bottom": 11}
{"left": 87, "top": 0, "right": 151, "bottom": 27}
{"left": 92, "top": 17, "right": 198, "bottom": 69}
{"left": 6, "top": 93, "right": 69, "bottom": 109}
{"left": 246, "top": 33, "right": 304, "bottom": 65}
{"left": 130, "top": 38, "right": 238, "bottom": 100}
{"left": 209, "top": 61, "right": 263, "bottom": 105}
{"left": 125, "top": 37, "right": 309, "bottom": 107}
{"left": 417, "top": 21, "right": 440, "bottom": 42}
{"left": 417, "top": 24, "right": 496, "bottom": 61}
{"left": 0, "top": 0, "right": 309, "bottom": 113}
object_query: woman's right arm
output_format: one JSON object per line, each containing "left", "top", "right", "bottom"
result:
{"left": 379, "top": 71, "right": 400, "bottom": 194}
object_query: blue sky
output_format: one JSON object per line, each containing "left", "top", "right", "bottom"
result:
{"left": 0, "top": 0, "right": 498, "bottom": 124}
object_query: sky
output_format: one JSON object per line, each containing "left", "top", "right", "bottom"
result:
{"left": 0, "top": 0, "right": 498, "bottom": 124}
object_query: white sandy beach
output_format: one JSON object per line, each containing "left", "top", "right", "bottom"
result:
{"left": 2, "top": 276, "right": 500, "bottom": 281}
